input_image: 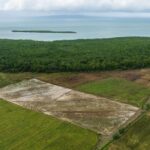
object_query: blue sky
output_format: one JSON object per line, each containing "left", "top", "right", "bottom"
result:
{"left": 1, "top": 0, "right": 150, "bottom": 16}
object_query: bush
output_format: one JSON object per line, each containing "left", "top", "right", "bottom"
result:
{"left": 113, "top": 133, "right": 121, "bottom": 140}
{"left": 145, "top": 104, "right": 150, "bottom": 111}
{"left": 119, "top": 128, "right": 125, "bottom": 134}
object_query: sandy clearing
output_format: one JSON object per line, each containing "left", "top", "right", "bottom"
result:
{"left": 0, "top": 79, "right": 140, "bottom": 136}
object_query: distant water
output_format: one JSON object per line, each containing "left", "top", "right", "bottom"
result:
{"left": 1, "top": 16, "right": 150, "bottom": 41}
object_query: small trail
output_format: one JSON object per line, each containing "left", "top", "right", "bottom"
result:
{"left": 94, "top": 135, "right": 111, "bottom": 150}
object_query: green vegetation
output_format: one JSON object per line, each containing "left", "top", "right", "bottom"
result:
{"left": 77, "top": 78, "right": 150, "bottom": 107}
{"left": 0, "top": 37, "right": 150, "bottom": 72}
{"left": 108, "top": 114, "right": 150, "bottom": 150}
{"left": 0, "top": 99, "right": 98, "bottom": 150}
{"left": 145, "top": 104, "right": 150, "bottom": 111}
{"left": 119, "top": 128, "right": 125, "bottom": 134}
{"left": 112, "top": 128, "right": 126, "bottom": 141}
{"left": 112, "top": 133, "right": 121, "bottom": 140}
{"left": 12, "top": 30, "right": 77, "bottom": 34}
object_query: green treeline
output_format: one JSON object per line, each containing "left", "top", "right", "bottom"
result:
{"left": 0, "top": 37, "right": 150, "bottom": 72}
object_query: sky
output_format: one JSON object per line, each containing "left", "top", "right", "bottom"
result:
{"left": 1, "top": 0, "right": 150, "bottom": 16}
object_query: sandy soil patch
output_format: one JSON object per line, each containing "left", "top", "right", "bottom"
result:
{"left": 0, "top": 79, "right": 140, "bottom": 136}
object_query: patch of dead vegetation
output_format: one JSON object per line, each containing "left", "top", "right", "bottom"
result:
{"left": 37, "top": 69, "right": 150, "bottom": 88}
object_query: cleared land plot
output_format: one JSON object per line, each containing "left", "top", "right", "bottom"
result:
{"left": 108, "top": 114, "right": 150, "bottom": 150}
{"left": 0, "top": 99, "right": 97, "bottom": 150}
{"left": 77, "top": 78, "right": 150, "bottom": 108}
{"left": 0, "top": 79, "right": 140, "bottom": 136}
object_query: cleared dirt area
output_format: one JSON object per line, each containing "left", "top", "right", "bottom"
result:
{"left": 0, "top": 79, "right": 140, "bottom": 136}
{"left": 35, "top": 69, "right": 150, "bottom": 88}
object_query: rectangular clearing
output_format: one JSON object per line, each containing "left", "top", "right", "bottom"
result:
{"left": 0, "top": 79, "right": 140, "bottom": 136}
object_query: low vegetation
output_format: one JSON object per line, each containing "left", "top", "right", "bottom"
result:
{"left": 145, "top": 103, "right": 150, "bottom": 111}
{"left": 112, "top": 133, "right": 121, "bottom": 141}
{"left": 0, "top": 37, "right": 150, "bottom": 72}
{"left": 77, "top": 78, "right": 150, "bottom": 107}
{"left": 112, "top": 128, "right": 126, "bottom": 141}
{"left": 0, "top": 99, "right": 98, "bottom": 150}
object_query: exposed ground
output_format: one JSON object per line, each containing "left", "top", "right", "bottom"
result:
{"left": 0, "top": 99, "right": 98, "bottom": 150}
{"left": 0, "top": 79, "right": 140, "bottom": 137}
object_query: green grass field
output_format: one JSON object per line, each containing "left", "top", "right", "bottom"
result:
{"left": 107, "top": 114, "right": 150, "bottom": 150}
{"left": 0, "top": 99, "right": 98, "bottom": 150}
{"left": 77, "top": 78, "right": 150, "bottom": 108}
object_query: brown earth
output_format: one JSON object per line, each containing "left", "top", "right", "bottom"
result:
{"left": 37, "top": 69, "right": 150, "bottom": 88}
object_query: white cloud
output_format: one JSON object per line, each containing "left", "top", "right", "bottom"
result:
{"left": 1, "top": 0, "right": 150, "bottom": 12}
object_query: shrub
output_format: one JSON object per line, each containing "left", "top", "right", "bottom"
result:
{"left": 113, "top": 133, "right": 121, "bottom": 140}
{"left": 119, "top": 128, "right": 125, "bottom": 134}
{"left": 145, "top": 103, "right": 150, "bottom": 111}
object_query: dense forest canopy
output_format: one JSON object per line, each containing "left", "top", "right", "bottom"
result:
{"left": 0, "top": 37, "right": 150, "bottom": 72}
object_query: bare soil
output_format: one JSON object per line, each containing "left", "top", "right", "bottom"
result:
{"left": 36, "top": 69, "right": 150, "bottom": 88}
